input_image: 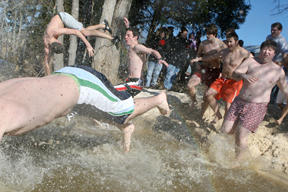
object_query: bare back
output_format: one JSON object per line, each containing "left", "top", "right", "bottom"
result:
{"left": 0, "top": 75, "right": 79, "bottom": 136}
{"left": 43, "top": 15, "right": 64, "bottom": 47}
{"left": 128, "top": 44, "right": 147, "bottom": 78}
{"left": 239, "top": 57, "right": 284, "bottom": 103}
{"left": 199, "top": 38, "right": 226, "bottom": 68}
{"left": 221, "top": 47, "right": 251, "bottom": 78}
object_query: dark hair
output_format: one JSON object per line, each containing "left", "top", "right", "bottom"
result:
{"left": 271, "top": 22, "right": 282, "bottom": 31}
{"left": 250, "top": 51, "right": 255, "bottom": 57}
{"left": 127, "top": 26, "right": 140, "bottom": 39}
{"left": 189, "top": 32, "right": 195, "bottom": 39}
{"left": 238, "top": 40, "right": 244, "bottom": 47}
{"left": 260, "top": 39, "right": 277, "bottom": 52}
{"left": 178, "top": 26, "right": 188, "bottom": 37}
{"left": 51, "top": 42, "right": 65, "bottom": 54}
{"left": 205, "top": 24, "right": 218, "bottom": 36}
{"left": 226, "top": 28, "right": 235, "bottom": 34}
{"left": 226, "top": 32, "right": 239, "bottom": 42}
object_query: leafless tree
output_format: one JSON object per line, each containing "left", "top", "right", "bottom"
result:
{"left": 92, "top": 0, "right": 132, "bottom": 84}
{"left": 68, "top": 0, "right": 79, "bottom": 66}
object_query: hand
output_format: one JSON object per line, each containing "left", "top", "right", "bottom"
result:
{"left": 244, "top": 74, "right": 258, "bottom": 83}
{"left": 190, "top": 58, "right": 199, "bottom": 65}
{"left": 87, "top": 46, "right": 96, "bottom": 57}
{"left": 158, "top": 59, "right": 169, "bottom": 67}
{"left": 124, "top": 17, "right": 129, "bottom": 28}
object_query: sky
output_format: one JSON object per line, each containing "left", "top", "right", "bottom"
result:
{"left": 236, "top": 0, "right": 288, "bottom": 46}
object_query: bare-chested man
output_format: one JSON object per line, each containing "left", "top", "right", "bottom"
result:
{"left": 221, "top": 39, "right": 288, "bottom": 161}
{"left": 203, "top": 32, "right": 252, "bottom": 123}
{"left": 44, "top": 12, "right": 119, "bottom": 75}
{"left": 0, "top": 65, "right": 169, "bottom": 153}
{"left": 114, "top": 17, "right": 169, "bottom": 97}
{"left": 187, "top": 24, "right": 227, "bottom": 115}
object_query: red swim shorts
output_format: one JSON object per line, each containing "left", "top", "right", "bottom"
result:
{"left": 225, "top": 96, "right": 268, "bottom": 133}
{"left": 194, "top": 66, "right": 221, "bottom": 88}
{"left": 210, "top": 78, "right": 243, "bottom": 103}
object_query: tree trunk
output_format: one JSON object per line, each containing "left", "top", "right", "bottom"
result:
{"left": 16, "top": 0, "right": 37, "bottom": 74}
{"left": 92, "top": 0, "right": 132, "bottom": 85}
{"left": 0, "top": 1, "right": 8, "bottom": 58}
{"left": 68, "top": 0, "right": 79, "bottom": 66}
{"left": 53, "top": 0, "right": 64, "bottom": 71}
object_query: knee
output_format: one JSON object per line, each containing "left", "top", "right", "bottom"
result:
{"left": 81, "top": 29, "right": 90, "bottom": 36}
{"left": 187, "top": 81, "right": 195, "bottom": 90}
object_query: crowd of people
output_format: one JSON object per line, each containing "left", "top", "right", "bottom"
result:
{"left": 1, "top": 11, "right": 288, "bottom": 163}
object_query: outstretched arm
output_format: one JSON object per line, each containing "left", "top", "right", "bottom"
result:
{"left": 135, "top": 44, "right": 169, "bottom": 67}
{"left": 190, "top": 43, "right": 204, "bottom": 64}
{"left": 124, "top": 17, "right": 129, "bottom": 28}
{"left": 53, "top": 28, "right": 95, "bottom": 57}
{"left": 44, "top": 47, "right": 52, "bottom": 76}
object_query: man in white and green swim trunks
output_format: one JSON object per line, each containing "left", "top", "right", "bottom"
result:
{"left": 0, "top": 65, "right": 169, "bottom": 153}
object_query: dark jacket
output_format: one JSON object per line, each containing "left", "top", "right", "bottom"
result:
{"left": 146, "top": 34, "right": 167, "bottom": 62}
{"left": 165, "top": 35, "right": 189, "bottom": 68}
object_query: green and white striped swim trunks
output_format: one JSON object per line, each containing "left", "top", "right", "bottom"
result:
{"left": 53, "top": 65, "right": 134, "bottom": 124}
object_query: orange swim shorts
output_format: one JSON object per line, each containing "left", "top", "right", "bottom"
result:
{"left": 210, "top": 78, "right": 243, "bottom": 103}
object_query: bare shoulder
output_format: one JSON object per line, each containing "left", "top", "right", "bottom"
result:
{"left": 200, "top": 40, "right": 209, "bottom": 46}
{"left": 272, "top": 62, "right": 284, "bottom": 71}
{"left": 239, "top": 46, "right": 250, "bottom": 55}
{"left": 216, "top": 38, "right": 227, "bottom": 47}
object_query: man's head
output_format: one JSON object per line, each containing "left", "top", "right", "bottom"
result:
{"left": 238, "top": 40, "right": 244, "bottom": 47}
{"left": 51, "top": 42, "right": 65, "bottom": 54}
{"left": 271, "top": 22, "right": 282, "bottom": 37}
{"left": 225, "top": 28, "right": 235, "bottom": 38}
{"left": 260, "top": 39, "right": 277, "bottom": 63}
{"left": 178, "top": 26, "right": 188, "bottom": 39}
{"left": 205, "top": 24, "right": 218, "bottom": 41}
{"left": 125, "top": 27, "right": 140, "bottom": 46}
{"left": 226, "top": 32, "right": 239, "bottom": 50}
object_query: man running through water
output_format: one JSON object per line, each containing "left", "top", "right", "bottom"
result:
{"left": 44, "top": 12, "right": 119, "bottom": 75}
{"left": 114, "top": 17, "right": 169, "bottom": 97}
{"left": 0, "top": 65, "right": 169, "bottom": 153}
{"left": 221, "top": 39, "right": 288, "bottom": 161}
{"left": 187, "top": 24, "right": 227, "bottom": 116}
{"left": 203, "top": 32, "right": 252, "bottom": 123}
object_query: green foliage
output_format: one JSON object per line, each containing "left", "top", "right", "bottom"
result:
{"left": 128, "top": 0, "right": 251, "bottom": 38}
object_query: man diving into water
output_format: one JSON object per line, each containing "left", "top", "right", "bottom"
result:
{"left": 0, "top": 65, "right": 169, "bottom": 153}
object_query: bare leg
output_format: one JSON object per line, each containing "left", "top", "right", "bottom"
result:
{"left": 221, "top": 119, "right": 238, "bottom": 134}
{"left": 85, "top": 23, "right": 105, "bottom": 31}
{"left": 121, "top": 92, "right": 168, "bottom": 152}
{"left": 200, "top": 88, "right": 210, "bottom": 119}
{"left": 224, "top": 102, "right": 231, "bottom": 118}
{"left": 187, "top": 75, "right": 201, "bottom": 112}
{"left": 124, "top": 92, "right": 169, "bottom": 123}
{"left": 120, "top": 123, "right": 135, "bottom": 153}
{"left": 276, "top": 103, "right": 288, "bottom": 125}
{"left": 81, "top": 27, "right": 113, "bottom": 40}
{"left": 235, "top": 125, "right": 251, "bottom": 161}
{"left": 206, "top": 88, "right": 222, "bottom": 123}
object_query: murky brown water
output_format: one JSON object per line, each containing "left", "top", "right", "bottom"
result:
{"left": 0, "top": 115, "right": 287, "bottom": 192}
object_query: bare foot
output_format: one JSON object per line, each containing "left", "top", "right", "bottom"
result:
{"left": 157, "top": 92, "right": 170, "bottom": 115}
{"left": 90, "top": 118, "right": 101, "bottom": 126}
{"left": 210, "top": 113, "right": 222, "bottom": 124}
{"left": 276, "top": 118, "right": 282, "bottom": 125}
{"left": 121, "top": 124, "right": 135, "bottom": 153}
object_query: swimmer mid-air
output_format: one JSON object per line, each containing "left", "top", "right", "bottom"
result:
{"left": 0, "top": 65, "right": 169, "bottom": 153}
